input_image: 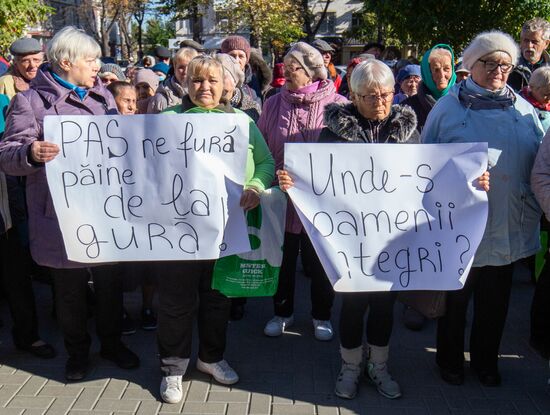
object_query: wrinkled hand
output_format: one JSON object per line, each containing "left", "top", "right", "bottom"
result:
{"left": 31, "top": 141, "right": 60, "bottom": 163}
{"left": 240, "top": 188, "right": 260, "bottom": 211}
{"left": 277, "top": 169, "right": 294, "bottom": 192}
{"left": 474, "top": 170, "right": 490, "bottom": 192}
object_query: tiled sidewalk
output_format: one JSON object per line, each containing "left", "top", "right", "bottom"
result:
{"left": 0, "top": 270, "right": 548, "bottom": 414}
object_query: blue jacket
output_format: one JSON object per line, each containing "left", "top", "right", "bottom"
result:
{"left": 422, "top": 78, "right": 545, "bottom": 267}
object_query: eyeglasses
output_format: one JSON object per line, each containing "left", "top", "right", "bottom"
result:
{"left": 477, "top": 60, "right": 515, "bottom": 73}
{"left": 356, "top": 91, "right": 394, "bottom": 103}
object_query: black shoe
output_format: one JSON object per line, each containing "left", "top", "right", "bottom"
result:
{"left": 65, "top": 357, "right": 89, "bottom": 381}
{"left": 17, "top": 341, "right": 57, "bottom": 359}
{"left": 477, "top": 370, "right": 501, "bottom": 387}
{"left": 141, "top": 308, "right": 157, "bottom": 330}
{"left": 439, "top": 367, "right": 464, "bottom": 385}
{"left": 100, "top": 343, "right": 140, "bottom": 369}
{"left": 230, "top": 304, "right": 245, "bottom": 321}
{"left": 122, "top": 310, "right": 136, "bottom": 336}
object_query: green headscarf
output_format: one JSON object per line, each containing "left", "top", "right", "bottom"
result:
{"left": 420, "top": 44, "right": 457, "bottom": 100}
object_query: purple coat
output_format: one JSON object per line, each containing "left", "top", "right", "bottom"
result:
{"left": 258, "top": 80, "right": 347, "bottom": 234}
{"left": 0, "top": 65, "right": 118, "bottom": 268}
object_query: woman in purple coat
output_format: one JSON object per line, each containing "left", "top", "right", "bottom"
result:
{"left": 0, "top": 27, "right": 139, "bottom": 381}
{"left": 257, "top": 42, "right": 347, "bottom": 341}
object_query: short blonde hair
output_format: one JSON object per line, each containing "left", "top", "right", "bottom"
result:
{"left": 174, "top": 47, "right": 199, "bottom": 63}
{"left": 186, "top": 56, "right": 225, "bottom": 86}
{"left": 47, "top": 26, "right": 101, "bottom": 70}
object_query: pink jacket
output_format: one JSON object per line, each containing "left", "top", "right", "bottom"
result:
{"left": 258, "top": 80, "right": 347, "bottom": 234}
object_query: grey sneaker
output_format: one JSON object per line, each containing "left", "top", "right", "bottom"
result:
{"left": 367, "top": 362, "right": 401, "bottom": 399}
{"left": 160, "top": 375, "right": 183, "bottom": 404}
{"left": 335, "top": 361, "right": 361, "bottom": 399}
{"left": 197, "top": 359, "right": 239, "bottom": 385}
{"left": 263, "top": 315, "right": 294, "bottom": 337}
{"left": 313, "top": 319, "right": 333, "bottom": 341}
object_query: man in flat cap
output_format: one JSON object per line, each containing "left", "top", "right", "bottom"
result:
{"left": 0, "top": 37, "right": 44, "bottom": 99}
{"left": 311, "top": 39, "right": 343, "bottom": 91}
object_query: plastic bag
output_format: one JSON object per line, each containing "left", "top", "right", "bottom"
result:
{"left": 212, "top": 187, "right": 287, "bottom": 297}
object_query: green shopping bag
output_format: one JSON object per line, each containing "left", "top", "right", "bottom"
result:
{"left": 212, "top": 188, "right": 287, "bottom": 297}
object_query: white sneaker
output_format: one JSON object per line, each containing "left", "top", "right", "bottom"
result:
{"left": 160, "top": 375, "right": 183, "bottom": 404}
{"left": 313, "top": 319, "right": 333, "bottom": 341}
{"left": 335, "top": 361, "right": 361, "bottom": 399}
{"left": 367, "top": 362, "right": 401, "bottom": 399}
{"left": 197, "top": 359, "right": 239, "bottom": 385}
{"left": 263, "top": 315, "right": 294, "bottom": 337}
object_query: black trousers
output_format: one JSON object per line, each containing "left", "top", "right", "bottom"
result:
{"left": 157, "top": 260, "right": 230, "bottom": 365}
{"left": 436, "top": 264, "right": 514, "bottom": 374}
{"left": 339, "top": 291, "right": 397, "bottom": 349}
{"left": 531, "top": 259, "right": 550, "bottom": 358}
{"left": 51, "top": 265, "right": 122, "bottom": 360}
{"left": 0, "top": 227, "right": 39, "bottom": 347}
{"left": 273, "top": 232, "right": 334, "bottom": 320}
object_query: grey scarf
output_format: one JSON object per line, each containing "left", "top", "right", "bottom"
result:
{"left": 458, "top": 77, "right": 515, "bottom": 110}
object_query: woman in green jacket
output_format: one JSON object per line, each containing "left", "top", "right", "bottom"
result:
{"left": 158, "top": 55, "right": 274, "bottom": 404}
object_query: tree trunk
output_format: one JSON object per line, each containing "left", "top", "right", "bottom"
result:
{"left": 192, "top": 3, "right": 202, "bottom": 42}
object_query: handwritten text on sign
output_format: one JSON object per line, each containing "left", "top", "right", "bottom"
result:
{"left": 45, "top": 114, "right": 251, "bottom": 263}
{"left": 285, "top": 143, "right": 488, "bottom": 292}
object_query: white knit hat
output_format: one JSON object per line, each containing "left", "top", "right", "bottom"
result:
{"left": 286, "top": 42, "right": 327, "bottom": 81}
{"left": 462, "top": 30, "right": 520, "bottom": 71}
{"left": 215, "top": 53, "right": 245, "bottom": 88}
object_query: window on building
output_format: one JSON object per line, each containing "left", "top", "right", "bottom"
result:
{"left": 317, "top": 12, "right": 336, "bottom": 34}
{"left": 215, "top": 10, "right": 231, "bottom": 32}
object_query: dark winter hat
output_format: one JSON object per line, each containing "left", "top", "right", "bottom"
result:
{"left": 9, "top": 37, "right": 42, "bottom": 56}
{"left": 154, "top": 45, "right": 171, "bottom": 59}
{"left": 220, "top": 36, "right": 251, "bottom": 61}
{"left": 396, "top": 64, "right": 421, "bottom": 83}
{"left": 179, "top": 39, "right": 205, "bottom": 53}
{"left": 286, "top": 42, "right": 327, "bottom": 81}
{"left": 99, "top": 63, "right": 126, "bottom": 81}
{"left": 151, "top": 62, "right": 170, "bottom": 75}
{"left": 362, "top": 42, "right": 385, "bottom": 53}
{"left": 311, "top": 39, "right": 334, "bottom": 53}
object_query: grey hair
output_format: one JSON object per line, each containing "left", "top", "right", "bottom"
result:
{"left": 529, "top": 66, "right": 550, "bottom": 90}
{"left": 522, "top": 17, "right": 550, "bottom": 40}
{"left": 428, "top": 48, "right": 453, "bottom": 65}
{"left": 174, "top": 47, "right": 199, "bottom": 62}
{"left": 350, "top": 59, "right": 395, "bottom": 92}
{"left": 46, "top": 26, "right": 101, "bottom": 69}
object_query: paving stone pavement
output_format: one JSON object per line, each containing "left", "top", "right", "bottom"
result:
{"left": 0, "top": 267, "right": 548, "bottom": 414}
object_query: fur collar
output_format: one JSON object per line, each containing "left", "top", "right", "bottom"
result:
{"left": 323, "top": 102, "right": 418, "bottom": 143}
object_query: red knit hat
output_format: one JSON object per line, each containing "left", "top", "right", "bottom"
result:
{"left": 271, "top": 63, "right": 286, "bottom": 88}
{"left": 221, "top": 36, "right": 251, "bottom": 61}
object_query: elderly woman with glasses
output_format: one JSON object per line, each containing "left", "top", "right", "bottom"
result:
{"left": 277, "top": 59, "right": 423, "bottom": 400}
{"left": 257, "top": 42, "right": 347, "bottom": 343}
{"left": 422, "top": 31, "right": 545, "bottom": 387}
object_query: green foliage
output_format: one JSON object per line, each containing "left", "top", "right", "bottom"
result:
{"left": 221, "top": 0, "right": 304, "bottom": 49}
{"left": 361, "top": 0, "right": 550, "bottom": 54}
{"left": 0, "top": 0, "right": 54, "bottom": 54}
{"left": 144, "top": 18, "right": 176, "bottom": 50}
{"left": 346, "top": 10, "right": 402, "bottom": 48}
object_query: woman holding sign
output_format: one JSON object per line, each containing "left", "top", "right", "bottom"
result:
{"left": 422, "top": 31, "right": 544, "bottom": 387}
{"left": 280, "top": 59, "right": 419, "bottom": 400}
{"left": 0, "top": 27, "right": 140, "bottom": 381}
{"left": 258, "top": 42, "right": 347, "bottom": 343}
{"left": 158, "top": 55, "right": 274, "bottom": 404}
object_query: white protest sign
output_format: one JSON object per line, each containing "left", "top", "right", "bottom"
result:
{"left": 285, "top": 142, "right": 488, "bottom": 292}
{"left": 45, "top": 113, "right": 251, "bottom": 263}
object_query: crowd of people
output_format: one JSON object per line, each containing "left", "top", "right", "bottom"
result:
{"left": 0, "top": 16, "right": 548, "bottom": 405}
